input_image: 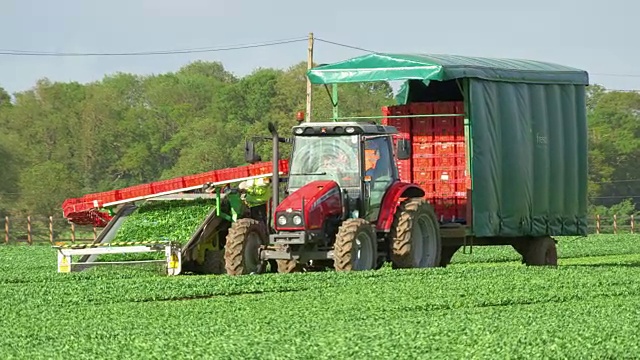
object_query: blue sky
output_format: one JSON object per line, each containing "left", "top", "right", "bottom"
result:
{"left": 0, "top": 0, "right": 637, "bottom": 94}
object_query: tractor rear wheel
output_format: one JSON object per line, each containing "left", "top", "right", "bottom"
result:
{"left": 224, "top": 218, "right": 268, "bottom": 275}
{"left": 390, "top": 198, "right": 441, "bottom": 268}
{"left": 333, "top": 218, "right": 377, "bottom": 271}
{"left": 525, "top": 236, "right": 558, "bottom": 266}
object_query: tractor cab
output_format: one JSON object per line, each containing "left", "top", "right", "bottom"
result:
{"left": 285, "top": 122, "right": 410, "bottom": 221}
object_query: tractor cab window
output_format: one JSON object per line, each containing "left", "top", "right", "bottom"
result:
{"left": 364, "top": 136, "right": 395, "bottom": 221}
{"left": 288, "top": 135, "right": 360, "bottom": 189}
{"left": 364, "top": 136, "right": 393, "bottom": 180}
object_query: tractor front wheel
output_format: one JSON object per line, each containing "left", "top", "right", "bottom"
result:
{"left": 333, "top": 218, "right": 377, "bottom": 272}
{"left": 224, "top": 218, "right": 268, "bottom": 275}
{"left": 390, "top": 198, "right": 441, "bottom": 268}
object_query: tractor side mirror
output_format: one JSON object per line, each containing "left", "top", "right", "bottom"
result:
{"left": 244, "top": 140, "right": 262, "bottom": 164}
{"left": 396, "top": 138, "right": 411, "bottom": 160}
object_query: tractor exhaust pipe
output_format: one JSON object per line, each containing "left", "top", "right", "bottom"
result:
{"left": 268, "top": 122, "right": 279, "bottom": 224}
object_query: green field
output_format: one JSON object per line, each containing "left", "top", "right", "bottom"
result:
{"left": 1, "top": 235, "right": 640, "bottom": 359}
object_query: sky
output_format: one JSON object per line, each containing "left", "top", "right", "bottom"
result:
{"left": 0, "top": 0, "right": 638, "bottom": 95}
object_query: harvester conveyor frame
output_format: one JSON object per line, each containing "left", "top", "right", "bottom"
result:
{"left": 98, "top": 172, "right": 286, "bottom": 209}
{"left": 55, "top": 242, "right": 182, "bottom": 276}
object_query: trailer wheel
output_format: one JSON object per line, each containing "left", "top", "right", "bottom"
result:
{"left": 525, "top": 236, "right": 558, "bottom": 266}
{"left": 390, "top": 198, "right": 441, "bottom": 268}
{"left": 334, "top": 218, "right": 377, "bottom": 271}
{"left": 439, "top": 246, "right": 460, "bottom": 267}
{"left": 224, "top": 218, "right": 268, "bottom": 275}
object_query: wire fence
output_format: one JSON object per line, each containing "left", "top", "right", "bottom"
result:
{"left": 2, "top": 216, "right": 98, "bottom": 245}
{"left": 0, "top": 214, "right": 636, "bottom": 245}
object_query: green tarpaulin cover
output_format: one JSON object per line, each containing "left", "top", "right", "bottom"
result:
{"left": 307, "top": 53, "right": 589, "bottom": 238}
{"left": 307, "top": 53, "right": 589, "bottom": 85}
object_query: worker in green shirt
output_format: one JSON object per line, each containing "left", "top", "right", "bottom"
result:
{"left": 239, "top": 177, "right": 272, "bottom": 207}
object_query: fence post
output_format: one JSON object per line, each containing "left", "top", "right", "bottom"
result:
{"left": 27, "top": 215, "right": 32, "bottom": 245}
{"left": 4, "top": 216, "right": 8, "bottom": 244}
{"left": 49, "top": 216, "right": 54, "bottom": 244}
{"left": 613, "top": 214, "right": 617, "bottom": 235}
{"left": 596, "top": 214, "right": 600, "bottom": 234}
{"left": 71, "top": 223, "right": 76, "bottom": 243}
{"left": 631, "top": 215, "right": 635, "bottom": 234}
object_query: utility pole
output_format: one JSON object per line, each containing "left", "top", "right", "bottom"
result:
{"left": 305, "top": 32, "right": 314, "bottom": 122}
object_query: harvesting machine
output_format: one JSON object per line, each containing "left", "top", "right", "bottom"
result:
{"left": 57, "top": 51, "right": 590, "bottom": 276}
{"left": 55, "top": 160, "right": 290, "bottom": 275}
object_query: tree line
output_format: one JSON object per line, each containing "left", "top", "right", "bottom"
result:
{"left": 0, "top": 61, "right": 637, "bottom": 218}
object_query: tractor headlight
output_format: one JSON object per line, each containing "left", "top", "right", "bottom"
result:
{"left": 277, "top": 215, "right": 287, "bottom": 226}
{"left": 292, "top": 215, "right": 303, "bottom": 226}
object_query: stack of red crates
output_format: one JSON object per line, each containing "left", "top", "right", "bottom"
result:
{"left": 382, "top": 101, "right": 469, "bottom": 223}
{"left": 62, "top": 159, "right": 292, "bottom": 226}
{"left": 382, "top": 105, "right": 412, "bottom": 181}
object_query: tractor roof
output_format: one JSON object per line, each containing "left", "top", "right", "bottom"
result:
{"left": 292, "top": 121, "right": 397, "bottom": 136}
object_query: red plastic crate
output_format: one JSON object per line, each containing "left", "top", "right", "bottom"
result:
{"left": 433, "top": 141, "right": 465, "bottom": 155}
{"left": 385, "top": 105, "right": 411, "bottom": 135}
{"left": 381, "top": 106, "right": 391, "bottom": 126}
{"left": 413, "top": 169, "right": 435, "bottom": 182}
{"left": 119, "top": 184, "right": 153, "bottom": 199}
{"left": 217, "top": 166, "right": 250, "bottom": 182}
{"left": 431, "top": 179, "right": 467, "bottom": 198}
{"left": 386, "top": 118, "right": 410, "bottom": 136}
{"left": 432, "top": 197, "right": 458, "bottom": 221}
{"left": 151, "top": 177, "right": 187, "bottom": 193}
{"left": 82, "top": 190, "right": 119, "bottom": 205}
{"left": 413, "top": 143, "right": 434, "bottom": 155}
{"left": 433, "top": 101, "right": 457, "bottom": 115}
{"left": 430, "top": 197, "right": 468, "bottom": 222}
{"left": 435, "top": 155, "right": 466, "bottom": 169}
{"left": 248, "top": 162, "right": 272, "bottom": 176}
{"left": 183, "top": 171, "right": 218, "bottom": 187}
{"left": 413, "top": 157, "right": 435, "bottom": 169}
{"left": 409, "top": 102, "right": 434, "bottom": 115}
{"left": 278, "top": 159, "right": 289, "bottom": 174}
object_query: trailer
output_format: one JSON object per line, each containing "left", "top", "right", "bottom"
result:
{"left": 301, "top": 52, "right": 589, "bottom": 266}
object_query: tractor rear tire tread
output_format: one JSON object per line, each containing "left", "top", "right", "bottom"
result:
{"left": 389, "top": 197, "right": 441, "bottom": 269}
{"left": 334, "top": 218, "right": 377, "bottom": 272}
{"left": 224, "top": 218, "right": 267, "bottom": 276}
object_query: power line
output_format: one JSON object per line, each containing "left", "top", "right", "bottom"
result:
{"left": 315, "top": 38, "right": 377, "bottom": 53}
{"left": 0, "top": 37, "right": 307, "bottom": 56}
{"left": 3, "top": 34, "right": 640, "bottom": 81}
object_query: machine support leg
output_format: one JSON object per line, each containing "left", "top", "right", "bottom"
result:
{"left": 166, "top": 245, "right": 182, "bottom": 276}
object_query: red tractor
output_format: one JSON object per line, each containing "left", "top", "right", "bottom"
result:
{"left": 223, "top": 121, "right": 442, "bottom": 274}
